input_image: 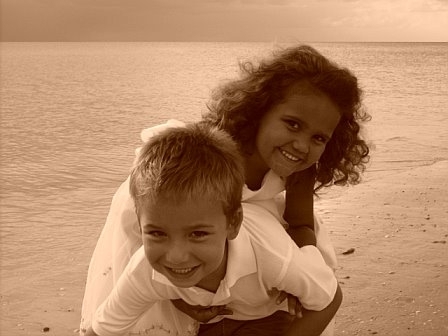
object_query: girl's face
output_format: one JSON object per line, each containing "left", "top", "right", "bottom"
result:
{"left": 254, "top": 83, "right": 341, "bottom": 178}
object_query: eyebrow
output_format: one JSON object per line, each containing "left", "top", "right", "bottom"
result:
{"left": 143, "top": 223, "right": 216, "bottom": 230}
{"left": 142, "top": 224, "right": 161, "bottom": 230}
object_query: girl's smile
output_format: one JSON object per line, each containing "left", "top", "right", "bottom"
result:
{"left": 279, "top": 149, "right": 302, "bottom": 162}
{"left": 252, "top": 82, "right": 341, "bottom": 179}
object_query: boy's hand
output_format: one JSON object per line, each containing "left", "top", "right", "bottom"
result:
{"left": 270, "top": 289, "right": 303, "bottom": 318}
{"left": 171, "top": 299, "right": 233, "bottom": 323}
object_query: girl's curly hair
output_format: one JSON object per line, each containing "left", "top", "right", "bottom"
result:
{"left": 201, "top": 45, "right": 371, "bottom": 191}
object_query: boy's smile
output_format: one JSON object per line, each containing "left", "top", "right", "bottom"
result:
{"left": 139, "top": 197, "right": 239, "bottom": 292}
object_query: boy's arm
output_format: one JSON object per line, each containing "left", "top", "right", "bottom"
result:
{"left": 88, "top": 248, "right": 159, "bottom": 336}
{"left": 283, "top": 165, "right": 317, "bottom": 247}
{"left": 275, "top": 241, "right": 339, "bottom": 319}
{"left": 84, "top": 327, "right": 99, "bottom": 336}
{"left": 284, "top": 284, "right": 342, "bottom": 336}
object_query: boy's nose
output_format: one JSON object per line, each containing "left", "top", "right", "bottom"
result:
{"left": 165, "top": 243, "right": 189, "bottom": 264}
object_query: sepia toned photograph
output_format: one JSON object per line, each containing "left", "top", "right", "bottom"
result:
{"left": 1, "top": 1, "right": 447, "bottom": 335}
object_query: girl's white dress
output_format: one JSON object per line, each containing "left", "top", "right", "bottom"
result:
{"left": 79, "top": 120, "right": 338, "bottom": 336}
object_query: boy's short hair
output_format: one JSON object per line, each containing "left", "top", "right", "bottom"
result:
{"left": 129, "top": 124, "right": 245, "bottom": 222}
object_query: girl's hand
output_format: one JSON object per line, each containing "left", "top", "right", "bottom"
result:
{"left": 271, "top": 289, "right": 303, "bottom": 318}
{"left": 285, "top": 164, "right": 316, "bottom": 189}
{"left": 171, "top": 299, "right": 233, "bottom": 323}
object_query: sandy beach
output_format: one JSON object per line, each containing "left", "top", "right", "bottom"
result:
{"left": 1, "top": 159, "right": 446, "bottom": 336}
{"left": 1, "top": 41, "right": 447, "bottom": 336}
{"left": 316, "top": 160, "right": 448, "bottom": 335}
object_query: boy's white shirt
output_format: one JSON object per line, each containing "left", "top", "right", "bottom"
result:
{"left": 80, "top": 119, "right": 338, "bottom": 336}
{"left": 92, "top": 202, "right": 337, "bottom": 336}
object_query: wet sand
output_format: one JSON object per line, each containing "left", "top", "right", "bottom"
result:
{"left": 2, "top": 160, "right": 447, "bottom": 336}
{"left": 316, "top": 160, "right": 448, "bottom": 335}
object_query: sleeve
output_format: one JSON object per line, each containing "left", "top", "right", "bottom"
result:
{"left": 140, "top": 119, "right": 186, "bottom": 142}
{"left": 80, "top": 120, "right": 187, "bottom": 331}
{"left": 137, "top": 119, "right": 186, "bottom": 156}
{"left": 91, "top": 248, "right": 165, "bottom": 336}
{"left": 278, "top": 244, "right": 338, "bottom": 311}
{"left": 80, "top": 177, "right": 141, "bottom": 332}
{"left": 242, "top": 203, "right": 337, "bottom": 312}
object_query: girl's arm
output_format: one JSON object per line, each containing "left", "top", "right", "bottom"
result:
{"left": 284, "top": 284, "right": 342, "bottom": 336}
{"left": 280, "top": 165, "right": 318, "bottom": 319}
{"left": 283, "top": 164, "right": 317, "bottom": 247}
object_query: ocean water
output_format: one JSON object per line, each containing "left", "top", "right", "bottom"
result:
{"left": 1, "top": 42, "right": 447, "bottom": 332}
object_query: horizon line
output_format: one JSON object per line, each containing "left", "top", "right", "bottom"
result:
{"left": 1, "top": 40, "right": 447, "bottom": 43}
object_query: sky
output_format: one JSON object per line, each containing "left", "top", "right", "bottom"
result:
{"left": 1, "top": 0, "right": 447, "bottom": 42}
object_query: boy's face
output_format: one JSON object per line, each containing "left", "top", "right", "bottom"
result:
{"left": 139, "top": 197, "right": 240, "bottom": 291}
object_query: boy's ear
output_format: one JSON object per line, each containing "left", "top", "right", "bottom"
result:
{"left": 135, "top": 208, "right": 143, "bottom": 234}
{"left": 227, "top": 205, "right": 243, "bottom": 240}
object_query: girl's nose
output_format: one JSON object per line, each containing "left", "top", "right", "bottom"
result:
{"left": 292, "top": 134, "right": 310, "bottom": 154}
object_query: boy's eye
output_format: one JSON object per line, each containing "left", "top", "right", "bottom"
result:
{"left": 147, "top": 230, "right": 167, "bottom": 239}
{"left": 190, "top": 231, "right": 209, "bottom": 239}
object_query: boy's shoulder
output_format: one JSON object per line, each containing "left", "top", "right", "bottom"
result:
{"left": 240, "top": 203, "right": 294, "bottom": 261}
{"left": 234, "top": 203, "right": 295, "bottom": 287}
{"left": 241, "top": 203, "right": 290, "bottom": 243}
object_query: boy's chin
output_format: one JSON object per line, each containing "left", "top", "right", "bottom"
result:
{"left": 162, "top": 267, "right": 202, "bottom": 287}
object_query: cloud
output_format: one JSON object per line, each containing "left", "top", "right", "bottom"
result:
{"left": 315, "top": 0, "right": 448, "bottom": 40}
{"left": 1, "top": 0, "right": 447, "bottom": 41}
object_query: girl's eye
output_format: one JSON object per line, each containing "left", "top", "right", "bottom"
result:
{"left": 190, "top": 231, "right": 209, "bottom": 239}
{"left": 285, "top": 120, "right": 300, "bottom": 130}
{"left": 314, "top": 135, "right": 328, "bottom": 144}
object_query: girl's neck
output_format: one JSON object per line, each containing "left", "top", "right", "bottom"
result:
{"left": 244, "top": 154, "right": 269, "bottom": 191}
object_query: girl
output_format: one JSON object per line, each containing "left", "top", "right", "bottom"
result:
{"left": 201, "top": 43, "right": 370, "bottom": 257}
{"left": 80, "top": 44, "right": 370, "bottom": 336}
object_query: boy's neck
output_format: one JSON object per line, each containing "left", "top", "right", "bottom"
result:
{"left": 195, "top": 243, "right": 228, "bottom": 293}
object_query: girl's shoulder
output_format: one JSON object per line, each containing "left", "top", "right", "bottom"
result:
{"left": 136, "top": 120, "right": 186, "bottom": 157}
{"left": 140, "top": 119, "right": 186, "bottom": 143}
{"left": 242, "top": 170, "right": 285, "bottom": 202}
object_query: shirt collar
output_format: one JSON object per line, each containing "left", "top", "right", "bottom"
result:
{"left": 152, "top": 268, "right": 176, "bottom": 287}
{"left": 242, "top": 170, "right": 285, "bottom": 202}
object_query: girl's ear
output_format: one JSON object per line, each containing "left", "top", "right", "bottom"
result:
{"left": 227, "top": 205, "right": 243, "bottom": 240}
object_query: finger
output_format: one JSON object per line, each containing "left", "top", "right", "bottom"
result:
{"left": 293, "top": 299, "right": 303, "bottom": 319}
{"left": 295, "top": 302, "right": 303, "bottom": 319}
{"left": 276, "top": 291, "right": 288, "bottom": 304}
{"left": 217, "top": 307, "right": 233, "bottom": 316}
{"left": 205, "top": 306, "right": 233, "bottom": 320}
{"left": 287, "top": 296, "right": 296, "bottom": 316}
{"left": 196, "top": 307, "right": 220, "bottom": 323}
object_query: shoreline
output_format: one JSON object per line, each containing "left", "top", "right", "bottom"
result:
{"left": 1, "top": 161, "right": 447, "bottom": 335}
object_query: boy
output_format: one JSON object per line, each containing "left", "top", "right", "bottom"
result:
{"left": 85, "top": 124, "right": 340, "bottom": 336}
